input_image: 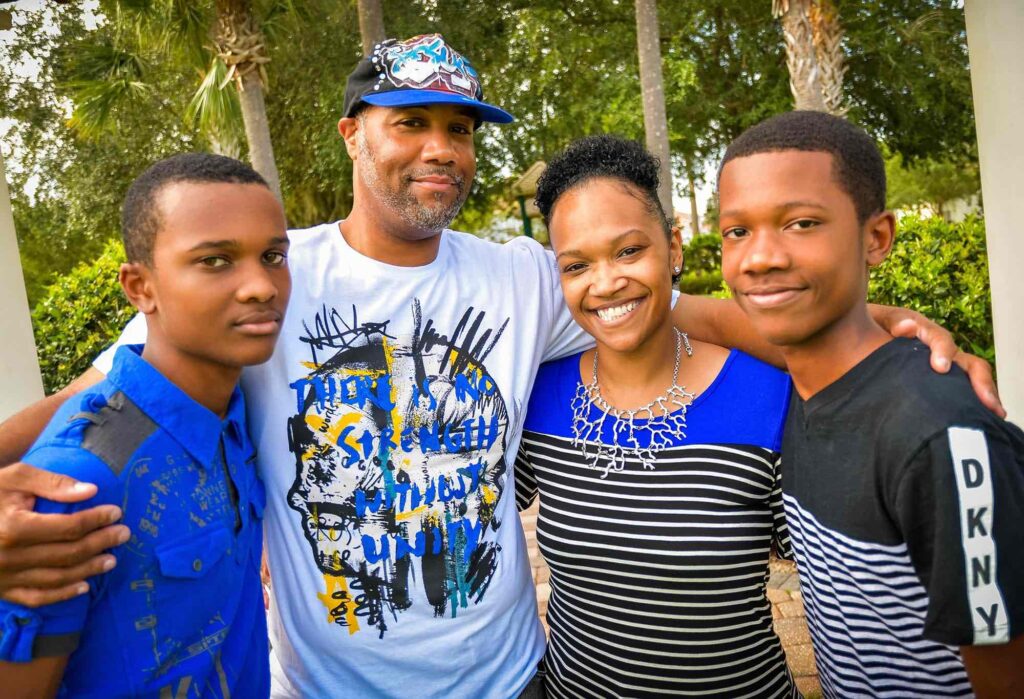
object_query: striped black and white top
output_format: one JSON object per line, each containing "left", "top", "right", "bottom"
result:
{"left": 782, "top": 339, "right": 1024, "bottom": 698}
{"left": 516, "top": 350, "right": 799, "bottom": 698}
{"left": 783, "top": 495, "right": 973, "bottom": 697}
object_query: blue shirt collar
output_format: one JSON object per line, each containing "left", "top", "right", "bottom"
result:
{"left": 105, "top": 345, "right": 247, "bottom": 469}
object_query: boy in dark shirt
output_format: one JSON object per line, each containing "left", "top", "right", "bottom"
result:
{"left": 0, "top": 153, "right": 290, "bottom": 698}
{"left": 718, "top": 110, "right": 1024, "bottom": 698}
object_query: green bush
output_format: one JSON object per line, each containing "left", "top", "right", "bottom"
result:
{"left": 869, "top": 214, "right": 994, "bottom": 363}
{"left": 678, "top": 269, "right": 723, "bottom": 296}
{"left": 679, "top": 233, "right": 723, "bottom": 296}
{"left": 31, "top": 238, "right": 135, "bottom": 394}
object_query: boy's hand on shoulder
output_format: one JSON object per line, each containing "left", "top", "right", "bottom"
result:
{"left": 870, "top": 304, "right": 1005, "bottom": 418}
{"left": 0, "top": 463, "right": 129, "bottom": 607}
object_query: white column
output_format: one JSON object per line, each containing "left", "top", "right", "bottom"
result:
{"left": 0, "top": 152, "right": 44, "bottom": 420}
{"left": 964, "top": 1, "right": 1024, "bottom": 422}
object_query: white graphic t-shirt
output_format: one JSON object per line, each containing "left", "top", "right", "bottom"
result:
{"left": 97, "top": 224, "right": 592, "bottom": 698}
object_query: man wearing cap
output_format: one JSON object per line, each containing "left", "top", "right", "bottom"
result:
{"left": 0, "top": 33, "right": 998, "bottom": 699}
{"left": 0, "top": 34, "right": 558, "bottom": 698}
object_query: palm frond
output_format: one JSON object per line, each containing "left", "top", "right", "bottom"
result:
{"left": 256, "top": 0, "right": 314, "bottom": 44}
{"left": 166, "top": 0, "right": 213, "bottom": 67}
{"left": 59, "top": 36, "right": 151, "bottom": 138}
{"left": 61, "top": 36, "right": 147, "bottom": 84}
{"left": 67, "top": 78, "right": 151, "bottom": 138}
{"left": 113, "top": 0, "right": 160, "bottom": 13}
{"left": 186, "top": 55, "right": 244, "bottom": 151}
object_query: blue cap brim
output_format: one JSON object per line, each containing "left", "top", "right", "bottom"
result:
{"left": 361, "top": 89, "right": 515, "bottom": 124}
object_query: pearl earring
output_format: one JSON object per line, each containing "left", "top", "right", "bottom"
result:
{"left": 673, "top": 266, "right": 681, "bottom": 274}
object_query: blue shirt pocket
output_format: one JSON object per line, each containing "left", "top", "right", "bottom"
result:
{"left": 125, "top": 524, "right": 237, "bottom": 691}
{"left": 156, "top": 525, "right": 232, "bottom": 579}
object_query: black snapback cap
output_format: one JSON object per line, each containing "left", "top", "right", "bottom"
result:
{"left": 342, "top": 34, "right": 514, "bottom": 124}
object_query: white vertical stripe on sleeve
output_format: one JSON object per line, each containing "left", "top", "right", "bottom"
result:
{"left": 947, "top": 426, "right": 1009, "bottom": 644}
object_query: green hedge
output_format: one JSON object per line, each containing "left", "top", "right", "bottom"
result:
{"left": 31, "top": 238, "right": 135, "bottom": 394}
{"left": 868, "top": 214, "right": 994, "bottom": 362}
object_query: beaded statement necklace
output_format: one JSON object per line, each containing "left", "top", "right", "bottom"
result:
{"left": 571, "top": 329, "right": 695, "bottom": 478}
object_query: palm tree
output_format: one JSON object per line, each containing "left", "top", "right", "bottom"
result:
{"left": 357, "top": 0, "right": 386, "bottom": 55}
{"left": 684, "top": 155, "right": 700, "bottom": 239}
{"left": 212, "top": 0, "right": 280, "bottom": 198}
{"left": 772, "top": 0, "right": 846, "bottom": 115}
{"left": 809, "top": 0, "right": 846, "bottom": 115}
{"left": 65, "top": 1, "right": 282, "bottom": 200}
{"left": 635, "top": 0, "right": 674, "bottom": 217}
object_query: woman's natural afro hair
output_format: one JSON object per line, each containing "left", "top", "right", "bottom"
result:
{"left": 535, "top": 135, "right": 671, "bottom": 238}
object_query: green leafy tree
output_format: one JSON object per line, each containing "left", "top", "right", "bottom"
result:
{"left": 842, "top": 1, "right": 977, "bottom": 163}
{"left": 885, "top": 153, "right": 980, "bottom": 220}
{"left": 1, "top": 5, "right": 202, "bottom": 305}
{"left": 635, "top": 0, "right": 674, "bottom": 215}
{"left": 63, "top": 0, "right": 292, "bottom": 197}
{"left": 3, "top": 0, "right": 987, "bottom": 372}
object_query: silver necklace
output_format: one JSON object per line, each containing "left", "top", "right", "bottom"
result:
{"left": 571, "top": 329, "right": 695, "bottom": 478}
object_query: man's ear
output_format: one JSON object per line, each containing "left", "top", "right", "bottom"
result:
{"left": 119, "top": 262, "right": 157, "bottom": 314}
{"left": 338, "top": 117, "right": 360, "bottom": 160}
{"left": 865, "top": 210, "right": 896, "bottom": 267}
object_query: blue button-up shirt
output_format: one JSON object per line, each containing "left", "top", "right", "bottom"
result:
{"left": 0, "top": 345, "right": 268, "bottom": 698}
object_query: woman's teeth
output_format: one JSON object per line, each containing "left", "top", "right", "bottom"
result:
{"left": 596, "top": 300, "right": 639, "bottom": 322}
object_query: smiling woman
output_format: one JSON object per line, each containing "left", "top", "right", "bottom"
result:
{"left": 515, "top": 135, "right": 801, "bottom": 698}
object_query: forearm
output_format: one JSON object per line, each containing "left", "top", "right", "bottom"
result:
{"left": 0, "top": 369, "right": 105, "bottom": 466}
{"left": 961, "top": 634, "right": 1024, "bottom": 698}
{"left": 0, "top": 395, "right": 66, "bottom": 467}
{"left": 0, "top": 655, "right": 68, "bottom": 699}
{"left": 673, "top": 294, "right": 784, "bottom": 368}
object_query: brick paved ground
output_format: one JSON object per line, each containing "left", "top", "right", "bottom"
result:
{"left": 520, "top": 502, "right": 822, "bottom": 698}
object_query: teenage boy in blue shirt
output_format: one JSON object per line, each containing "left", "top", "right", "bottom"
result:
{"left": 0, "top": 153, "right": 290, "bottom": 698}
{"left": 718, "top": 110, "right": 1024, "bottom": 698}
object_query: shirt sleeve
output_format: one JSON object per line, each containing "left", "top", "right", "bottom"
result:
{"left": 0, "top": 444, "right": 122, "bottom": 662}
{"left": 526, "top": 243, "right": 591, "bottom": 363}
{"left": 891, "top": 424, "right": 1024, "bottom": 647}
{"left": 93, "top": 312, "right": 147, "bottom": 375}
{"left": 770, "top": 454, "right": 794, "bottom": 560}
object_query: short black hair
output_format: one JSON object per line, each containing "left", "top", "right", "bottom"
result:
{"left": 535, "top": 135, "right": 671, "bottom": 238}
{"left": 719, "top": 111, "right": 886, "bottom": 223}
{"left": 121, "top": 153, "right": 269, "bottom": 264}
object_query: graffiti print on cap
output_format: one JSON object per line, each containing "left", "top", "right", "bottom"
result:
{"left": 375, "top": 34, "right": 482, "bottom": 100}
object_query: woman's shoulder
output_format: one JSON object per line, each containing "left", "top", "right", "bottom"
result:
{"left": 709, "top": 349, "right": 789, "bottom": 406}
{"left": 685, "top": 347, "right": 792, "bottom": 450}
{"left": 685, "top": 340, "right": 788, "bottom": 397}
{"left": 725, "top": 349, "right": 790, "bottom": 388}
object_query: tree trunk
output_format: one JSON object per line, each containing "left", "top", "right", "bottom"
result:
{"left": 810, "top": 0, "right": 847, "bottom": 115}
{"left": 634, "top": 0, "right": 674, "bottom": 217}
{"left": 773, "top": 0, "right": 827, "bottom": 112}
{"left": 214, "top": 0, "right": 283, "bottom": 202}
{"left": 357, "top": 0, "right": 386, "bottom": 56}
{"left": 685, "top": 158, "right": 700, "bottom": 240}
{"left": 238, "top": 71, "right": 282, "bottom": 200}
